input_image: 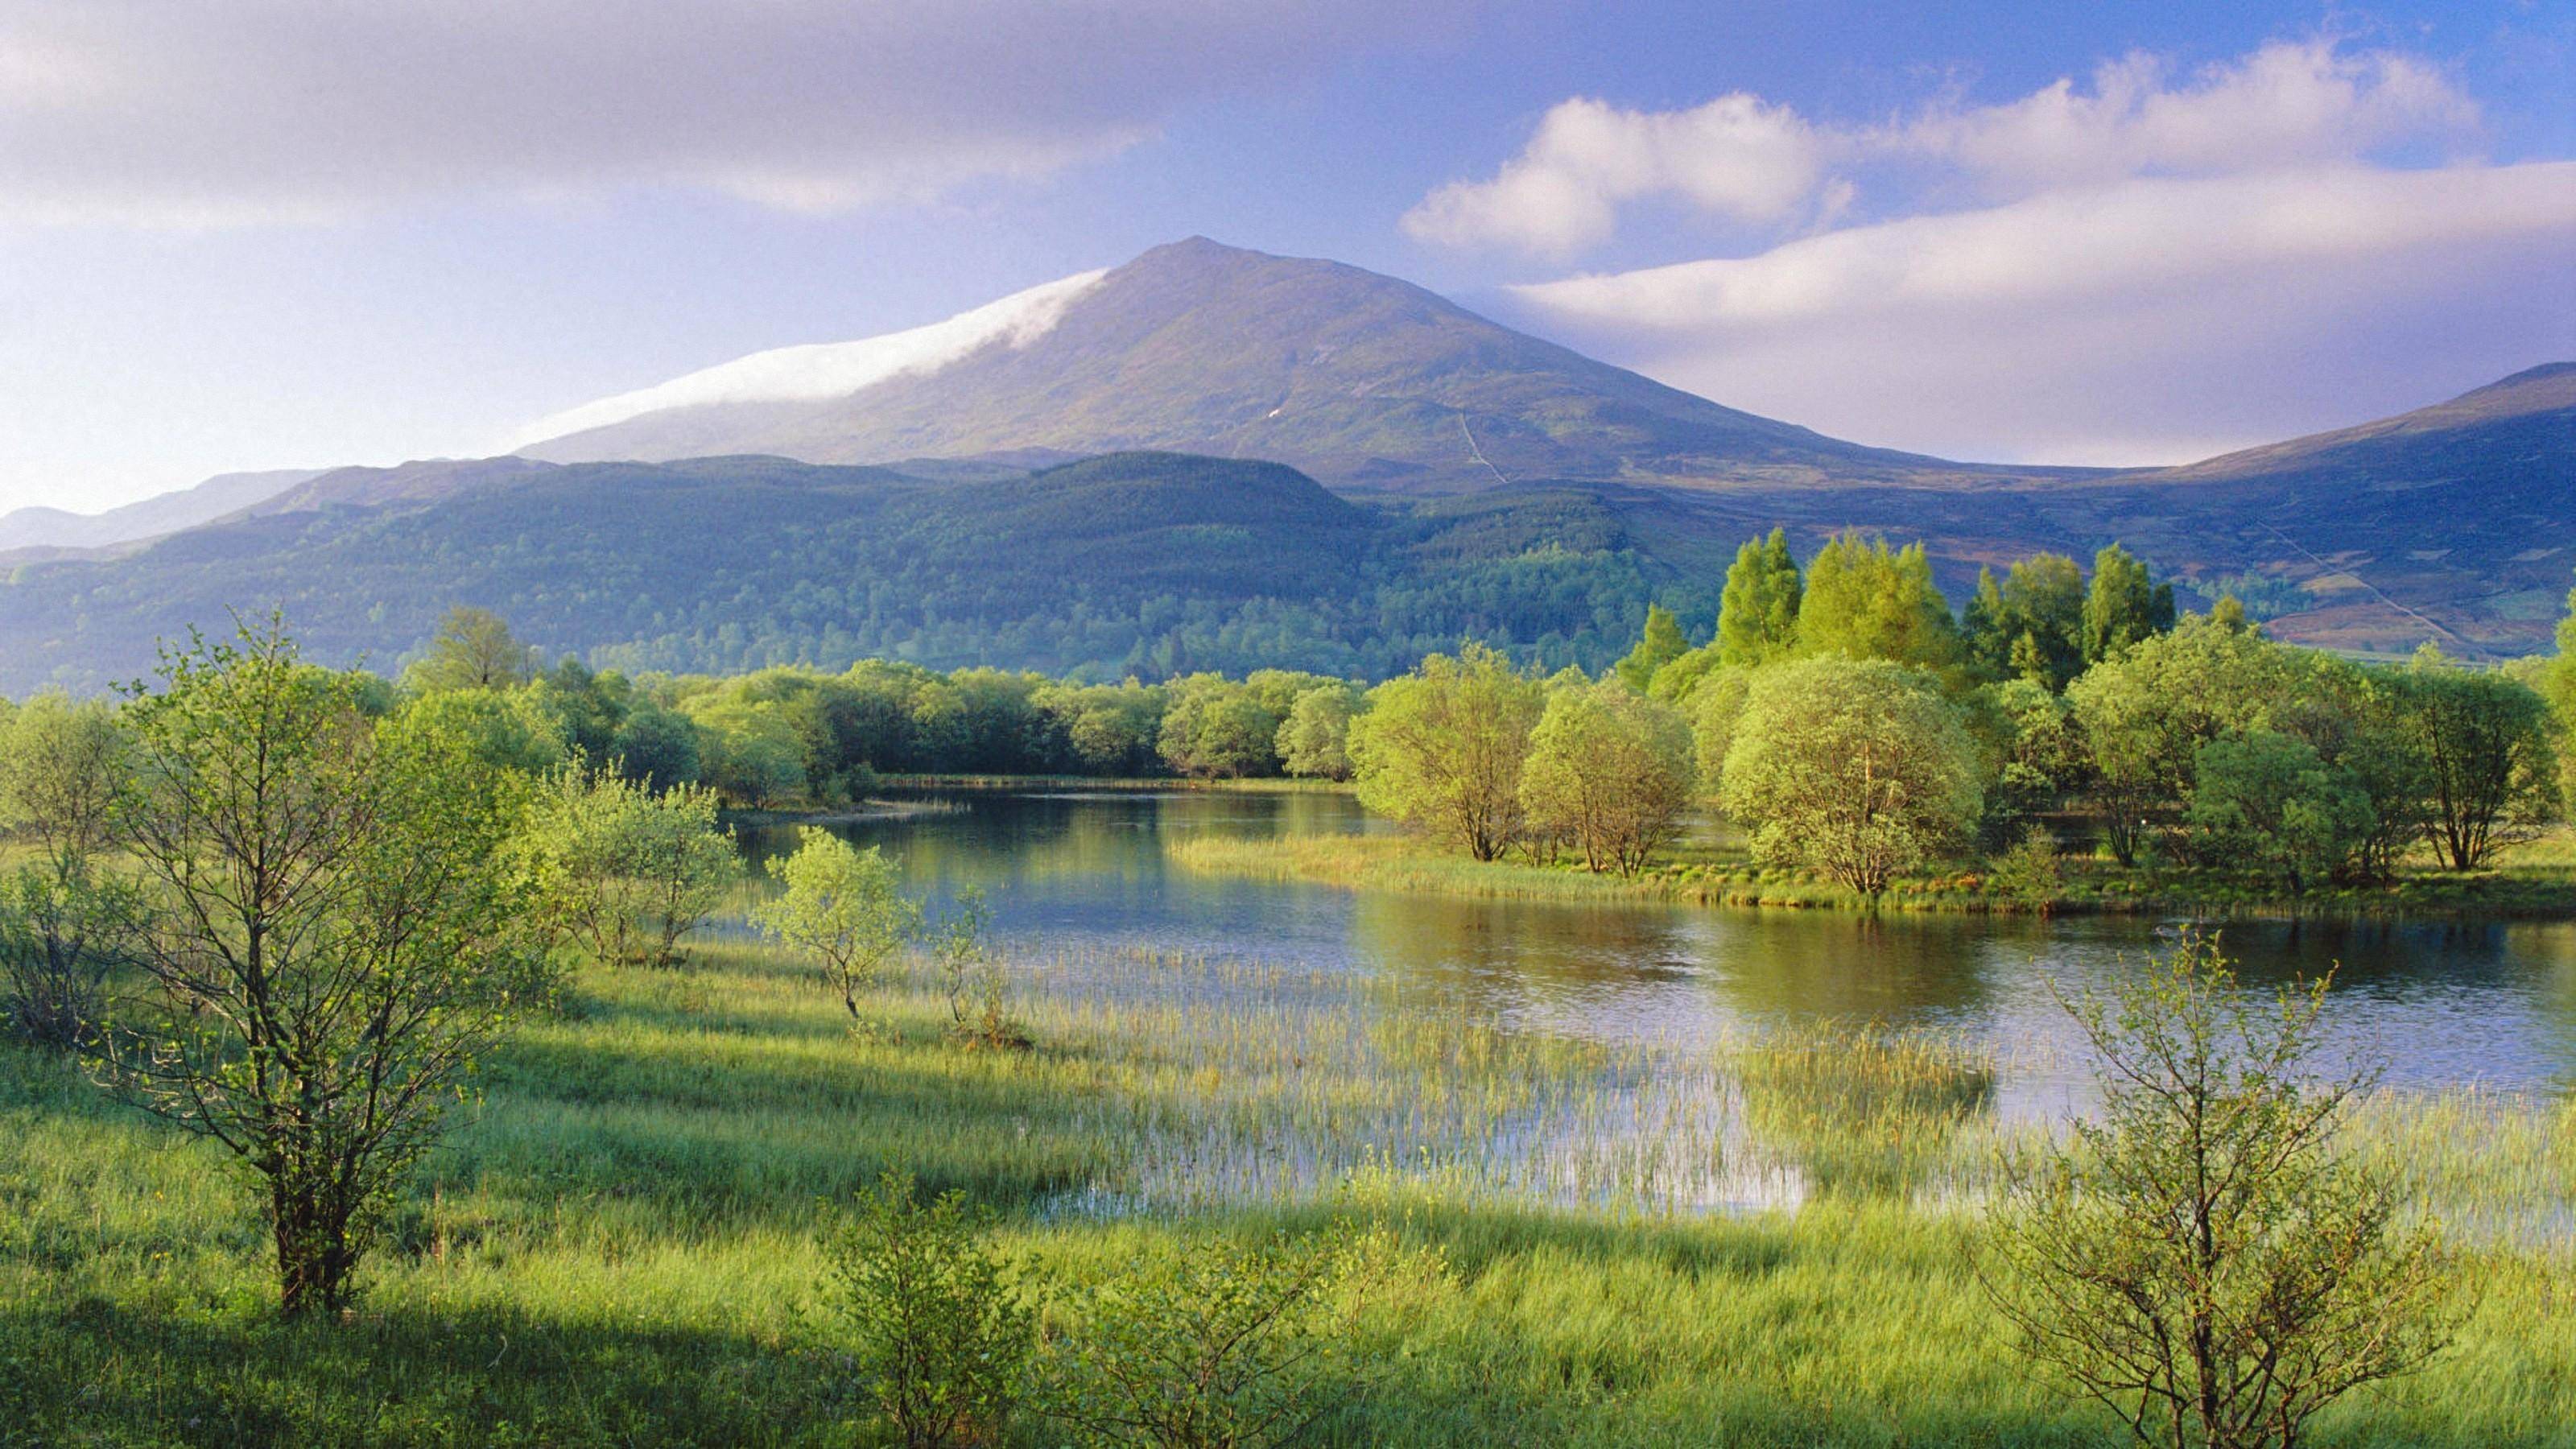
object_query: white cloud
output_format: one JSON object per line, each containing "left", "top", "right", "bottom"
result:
{"left": 1889, "top": 42, "right": 2480, "bottom": 196}
{"left": 1504, "top": 163, "right": 2576, "bottom": 464}
{"left": 1409, "top": 39, "right": 2483, "bottom": 257}
{"left": 0, "top": 1, "right": 1454, "bottom": 227}
{"left": 1403, "top": 94, "right": 1827, "bottom": 256}
{"left": 506, "top": 267, "right": 1108, "bottom": 448}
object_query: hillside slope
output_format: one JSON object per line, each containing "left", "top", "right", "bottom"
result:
{"left": 0, "top": 452, "right": 1721, "bottom": 693}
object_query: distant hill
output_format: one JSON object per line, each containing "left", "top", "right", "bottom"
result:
{"left": 516, "top": 237, "right": 2032, "bottom": 492}
{"left": 0, "top": 468, "right": 322, "bottom": 555}
{"left": 0, "top": 452, "right": 1732, "bottom": 694}
{"left": 2090, "top": 365, "right": 2576, "bottom": 655}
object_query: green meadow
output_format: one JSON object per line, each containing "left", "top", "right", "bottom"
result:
{"left": 6, "top": 930, "right": 2570, "bottom": 1447}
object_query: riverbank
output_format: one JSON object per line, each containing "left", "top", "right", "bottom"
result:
{"left": 1170, "top": 829, "right": 2576, "bottom": 920}
{"left": 2, "top": 931, "right": 2566, "bottom": 1445}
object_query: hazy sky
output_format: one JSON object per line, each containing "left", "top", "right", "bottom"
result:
{"left": 2, "top": 0, "right": 2570, "bottom": 514}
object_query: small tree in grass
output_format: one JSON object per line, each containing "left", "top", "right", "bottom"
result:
{"left": 824, "top": 1168, "right": 1032, "bottom": 1449}
{"left": 520, "top": 762, "right": 734, "bottom": 968}
{"left": 99, "top": 617, "right": 543, "bottom": 1315}
{"left": 753, "top": 828, "right": 919, "bottom": 1025}
{"left": 1984, "top": 932, "right": 2455, "bottom": 1448}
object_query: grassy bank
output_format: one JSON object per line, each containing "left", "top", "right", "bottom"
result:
{"left": 3, "top": 929, "right": 2570, "bottom": 1446}
{"left": 1171, "top": 829, "right": 2576, "bottom": 920}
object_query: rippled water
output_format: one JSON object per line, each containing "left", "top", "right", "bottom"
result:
{"left": 736, "top": 790, "right": 2576, "bottom": 1113}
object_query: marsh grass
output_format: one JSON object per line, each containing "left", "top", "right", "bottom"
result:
{"left": 2, "top": 919, "right": 2570, "bottom": 1445}
{"left": 1729, "top": 1022, "right": 2000, "bottom": 1200}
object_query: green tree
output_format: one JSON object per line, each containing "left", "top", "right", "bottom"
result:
{"left": 1613, "top": 604, "right": 1692, "bottom": 690}
{"left": 2079, "top": 543, "right": 2176, "bottom": 665}
{"left": 1716, "top": 528, "right": 1802, "bottom": 667}
{"left": 684, "top": 691, "right": 810, "bottom": 805}
{"left": 405, "top": 605, "right": 538, "bottom": 692}
{"left": 1719, "top": 658, "right": 1983, "bottom": 896}
{"left": 395, "top": 684, "right": 568, "bottom": 777}
{"left": 2548, "top": 574, "right": 2576, "bottom": 809}
{"left": 1159, "top": 675, "right": 1288, "bottom": 779}
{"left": 1519, "top": 677, "right": 1695, "bottom": 875}
{"left": 1275, "top": 683, "right": 1361, "bottom": 781}
{"left": 2388, "top": 650, "right": 2558, "bottom": 869}
{"left": 2066, "top": 616, "right": 2304, "bottom": 866}
{"left": 1038, "top": 679, "right": 1167, "bottom": 776}
{"left": 1686, "top": 667, "right": 1754, "bottom": 802}
{"left": 1986, "top": 933, "right": 2454, "bottom": 1449}
{"left": 1643, "top": 642, "right": 1725, "bottom": 703}
{"left": 1967, "top": 554, "right": 2088, "bottom": 688}
{"left": 611, "top": 702, "right": 704, "bottom": 789}
{"left": 1972, "top": 677, "right": 2091, "bottom": 825}
{"left": 2184, "top": 732, "right": 2375, "bottom": 894}
{"left": 100, "top": 618, "right": 542, "bottom": 1315}
{"left": 753, "top": 828, "right": 921, "bottom": 1025}
{"left": 1795, "top": 531, "right": 1963, "bottom": 671}
{"left": 825, "top": 1168, "right": 1033, "bottom": 1449}
{"left": 0, "top": 692, "right": 136, "bottom": 1048}
{"left": 521, "top": 764, "right": 735, "bottom": 969}
{"left": 1348, "top": 644, "right": 1546, "bottom": 861}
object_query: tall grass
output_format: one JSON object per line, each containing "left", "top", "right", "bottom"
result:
{"left": 2, "top": 919, "right": 2569, "bottom": 1446}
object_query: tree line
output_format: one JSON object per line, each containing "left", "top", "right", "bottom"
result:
{"left": 1348, "top": 532, "right": 2574, "bottom": 894}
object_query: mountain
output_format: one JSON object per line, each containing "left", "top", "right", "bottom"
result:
{"left": 516, "top": 237, "right": 2033, "bottom": 492}
{"left": 0, "top": 468, "right": 324, "bottom": 555}
{"left": 0, "top": 232, "right": 2564, "bottom": 691}
{"left": 0, "top": 452, "right": 1730, "bottom": 694}
{"left": 2081, "top": 365, "right": 2576, "bottom": 655}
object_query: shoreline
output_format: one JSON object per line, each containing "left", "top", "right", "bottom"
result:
{"left": 1169, "top": 832, "right": 2576, "bottom": 923}
{"left": 869, "top": 772, "right": 1356, "bottom": 795}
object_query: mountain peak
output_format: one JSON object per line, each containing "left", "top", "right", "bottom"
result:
{"left": 517, "top": 240, "right": 1942, "bottom": 489}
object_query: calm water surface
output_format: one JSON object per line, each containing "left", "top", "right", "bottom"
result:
{"left": 737, "top": 791, "right": 2576, "bottom": 1113}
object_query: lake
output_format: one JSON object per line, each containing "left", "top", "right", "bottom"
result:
{"left": 737, "top": 790, "right": 2576, "bottom": 1119}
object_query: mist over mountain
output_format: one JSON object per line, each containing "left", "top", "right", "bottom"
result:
{"left": 517, "top": 237, "right": 2019, "bottom": 492}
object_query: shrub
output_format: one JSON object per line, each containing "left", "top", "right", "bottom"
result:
{"left": 1988, "top": 825, "right": 2064, "bottom": 913}
{"left": 1038, "top": 1224, "right": 1370, "bottom": 1449}
{"left": 824, "top": 1169, "right": 1032, "bottom": 1449}
{"left": 519, "top": 763, "right": 735, "bottom": 968}
{"left": 1984, "top": 932, "right": 2456, "bottom": 1448}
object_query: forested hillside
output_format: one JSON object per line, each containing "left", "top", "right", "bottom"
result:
{"left": 0, "top": 452, "right": 1728, "bottom": 693}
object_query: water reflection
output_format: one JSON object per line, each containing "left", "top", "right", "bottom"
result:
{"left": 733, "top": 791, "right": 2576, "bottom": 1098}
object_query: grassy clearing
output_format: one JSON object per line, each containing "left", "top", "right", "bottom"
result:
{"left": 1172, "top": 827, "right": 2576, "bottom": 920}
{"left": 2, "top": 932, "right": 2570, "bottom": 1446}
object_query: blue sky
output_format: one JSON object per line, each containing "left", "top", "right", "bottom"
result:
{"left": 2, "top": 0, "right": 2570, "bottom": 513}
